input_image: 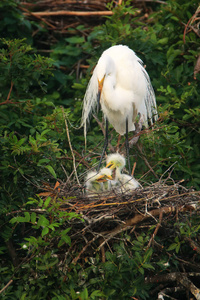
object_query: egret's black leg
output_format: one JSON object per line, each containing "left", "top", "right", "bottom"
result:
{"left": 126, "top": 118, "right": 131, "bottom": 175}
{"left": 97, "top": 118, "right": 108, "bottom": 172}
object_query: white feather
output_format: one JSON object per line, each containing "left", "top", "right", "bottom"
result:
{"left": 81, "top": 45, "right": 157, "bottom": 137}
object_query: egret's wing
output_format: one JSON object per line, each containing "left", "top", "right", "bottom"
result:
{"left": 81, "top": 67, "right": 98, "bottom": 144}
{"left": 142, "top": 68, "right": 158, "bottom": 125}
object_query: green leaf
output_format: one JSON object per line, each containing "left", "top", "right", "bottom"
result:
{"left": 142, "top": 263, "right": 155, "bottom": 270}
{"left": 58, "top": 235, "right": 71, "bottom": 247}
{"left": 31, "top": 212, "right": 36, "bottom": 224}
{"left": 37, "top": 215, "right": 49, "bottom": 227}
{"left": 61, "top": 227, "right": 71, "bottom": 235}
{"left": 175, "top": 244, "right": 181, "bottom": 253}
{"left": 90, "top": 290, "right": 105, "bottom": 298}
{"left": 40, "top": 129, "right": 51, "bottom": 137}
{"left": 24, "top": 212, "right": 30, "bottom": 222}
{"left": 10, "top": 212, "right": 30, "bottom": 224}
{"left": 80, "top": 288, "right": 88, "bottom": 300}
{"left": 44, "top": 197, "right": 52, "bottom": 208}
{"left": 167, "top": 243, "right": 177, "bottom": 251}
{"left": 20, "top": 293, "right": 27, "bottom": 300}
{"left": 138, "top": 267, "right": 144, "bottom": 275}
{"left": 45, "top": 165, "right": 57, "bottom": 178}
{"left": 10, "top": 217, "right": 18, "bottom": 224}
{"left": 158, "top": 37, "right": 168, "bottom": 45}
{"left": 37, "top": 158, "right": 50, "bottom": 165}
{"left": 135, "top": 251, "right": 143, "bottom": 264}
{"left": 65, "top": 36, "right": 85, "bottom": 44}
{"left": 42, "top": 227, "right": 49, "bottom": 237}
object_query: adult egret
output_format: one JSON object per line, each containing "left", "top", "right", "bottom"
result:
{"left": 85, "top": 168, "right": 112, "bottom": 195}
{"left": 81, "top": 45, "right": 157, "bottom": 173}
{"left": 106, "top": 153, "right": 140, "bottom": 193}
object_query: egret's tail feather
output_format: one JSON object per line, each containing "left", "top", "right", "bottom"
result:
{"left": 81, "top": 67, "right": 99, "bottom": 146}
{"left": 142, "top": 68, "right": 158, "bottom": 125}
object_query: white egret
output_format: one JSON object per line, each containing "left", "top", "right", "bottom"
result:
{"left": 81, "top": 45, "right": 157, "bottom": 173}
{"left": 106, "top": 153, "right": 140, "bottom": 193}
{"left": 85, "top": 168, "right": 112, "bottom": 195}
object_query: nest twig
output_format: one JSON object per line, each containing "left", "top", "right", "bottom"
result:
{"left": 41, "top": 178, "right": 200, "bottom": 259}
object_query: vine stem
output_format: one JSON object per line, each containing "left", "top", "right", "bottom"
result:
{"left": 61, "top": 107, "right": 81, "bottom": 186}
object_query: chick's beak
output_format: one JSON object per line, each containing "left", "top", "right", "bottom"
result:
{"left": 96, "top": 174, "right": 113, "bottom": 182}
{"left": 96, "top": 175, "right": 106, "bottom": 182}
{"left": 97, "top": 76, "right": 105, "bottom": 112}
{"left": 106, "top": 162, "right": 115, "bottom": 169}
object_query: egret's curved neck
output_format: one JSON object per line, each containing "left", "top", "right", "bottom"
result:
{"left": 97, "top": 55, "right": 116, "bottom": 89}
{"left": 115, "top": 167, "right": 122, "bottom": 180}
{"left": 97, "top": 55, "right": 131, "bottom": 112}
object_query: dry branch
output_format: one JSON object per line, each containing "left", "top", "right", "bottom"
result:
{"left": 23, "top": 10, "right": 114, "bottom": 17}
{"left": 177, "top": 273, "right": 200, "bottom": 300}
{"left": 0, "top": 280, "right": 13, "bottom": 295}
{"left": 147, "top": 272, "right": 200, "bottom": 299}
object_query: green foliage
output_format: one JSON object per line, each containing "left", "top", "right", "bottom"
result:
{"left": 0, "top": 39, "right": 76, "bottom": 208}
{"left": 99, "top": 0, "right": 141, "bottom": 45}
{"left": 0, "top": 195, "right": 86, "bottom": 300}
{"left": 0, "top": 1, "right": 34, "bottom": 42}
{"left": 0, "top": 38, "right": 53, "bottom": 98}
{"left": 99, "top": 237, "right": 154, "bottom": 299}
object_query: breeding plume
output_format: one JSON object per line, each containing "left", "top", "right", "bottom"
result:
{"left": 81, "top": 45, "right": 157, "bottom": 172}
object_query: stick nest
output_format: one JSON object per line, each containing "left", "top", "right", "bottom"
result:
{"left": 54, "top": 179, "right": 200, "bottom": 240}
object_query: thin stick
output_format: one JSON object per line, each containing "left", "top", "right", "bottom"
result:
{"left": 146, "top": 209, "right": 163, "bottom": 250}
{"left": 74, "top": 190, "right": 200, "bottom": 211}
{"left": 131, "top": 162, "right": 137, "bottom": 177}
{"left": 61, "top": 107, "right": 81, "bottom": 186}
{"left": 0, "top": 279, "right": 13, "bottom": 294}
{"left": 159, "top": 161, "right": 177, "bottom": 182}
{"left": 19, "top": 5, "right": 56, "bottom": 29}
{"left": 136, "top": 144, "right": 159, "bottom": 179}
{"left": 6, "top": 81, "right": 14, "bottom": 102}
{"left": 23, "top": 10, "right": 113, "bottom": 17}
{"left": 72, "top": 234, "right": 100, "bottom": 264}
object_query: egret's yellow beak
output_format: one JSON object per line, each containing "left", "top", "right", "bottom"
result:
{"left": 96, "top": 175, "right": 106, "bottom": 182}
{"left": 106, "top": 175, "right": 113, "bottom": 180}
{"left": 106, "top": 162, "right": 115, "bottom": 169}
{"left": 96, "top": 174, "right": 113, "bottom": 182}
{"left": 97, "top": 76, "right": 105, "bottom": 110}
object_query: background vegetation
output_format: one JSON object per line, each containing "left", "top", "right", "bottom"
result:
{"left": 0, "top": 0, "right": 200, "bottom": 299}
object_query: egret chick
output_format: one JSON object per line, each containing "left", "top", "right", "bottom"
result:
{"left": 98, "top": 167, "right": 113, "bottom": 192}
{"left": 85, "top": 171, "right": 101, "bottom": 195}
{"left": 106, "top": 153, "right": 140, "bottom": 193}
{"left": 81, "top": 45, "right": 158, "bottom": 173}
{"left": 85, "top": 168, "right": 113, "bottom": 195}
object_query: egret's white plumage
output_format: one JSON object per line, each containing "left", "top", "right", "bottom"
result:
{"left": 85, "top": 171, "right": 101, "bottom": 194}
{"left": 81, "top": 45, "right": 157, "bottom": 138}
{"left": 106, "top": 153, "right": 140, "bottom": 192}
